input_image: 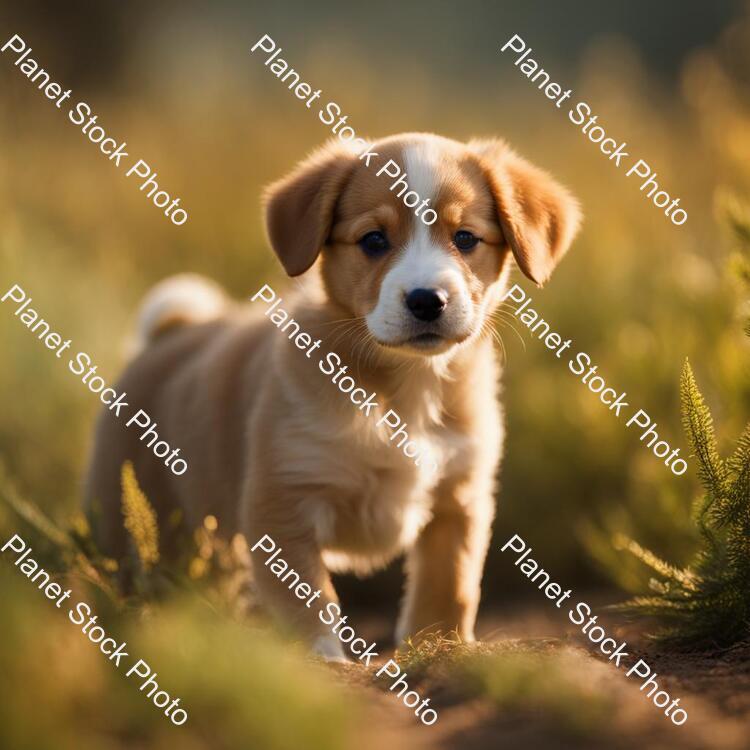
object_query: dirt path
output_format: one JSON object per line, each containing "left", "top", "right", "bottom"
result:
{"left": 327, "top": 601, "right": 750, "bottom": 750}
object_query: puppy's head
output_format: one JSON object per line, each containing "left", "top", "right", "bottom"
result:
{"left": 264, "top": 133, "right": 580, "bottom": 356}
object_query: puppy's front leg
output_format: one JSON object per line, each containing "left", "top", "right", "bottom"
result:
{"left": 396, "top": 476, "right": 495, "bottom": 644}
{"left": 248, "top": 519, "right": 345, "bottom": 661}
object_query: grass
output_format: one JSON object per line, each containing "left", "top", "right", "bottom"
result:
{"left": 394, "top": 633, "right": 614, "bottom": 738}
{"left": 0, "top": 467, "right": 361, "bottom": 750}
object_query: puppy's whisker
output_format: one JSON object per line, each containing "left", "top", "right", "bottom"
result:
{"left": 490, "top": 308, "right": 520, "bottom": 324}
{"left": 323, "top": 317, "right": 365, "bottom": 335}
{"left": 489, "top": 307, "right": 524, "bottom": 326}
{"left": 481, "top": 319, "right": 506, "bottom": 363}
{"left": 325, "top": 321, "right": 357, "bottom": 339}
{"left": 318, "top": 316, "right": 366, "bottom": 328}
{"left": 362, "top": 335, "right": 379, "bottom": 373}
{"left": 483, "top": 317, "right": 511, "bottom": 364}
{"left": 361, "top": 329, "right": 379, "bottom": 374}
{"left": 496, "top": 299, "right": 526, "bottom": 317}
{"left": 356, "top": 339, "right": 369, "bottom": 376}
{"left": 493, "top": 330, "right": 508, "bottom": 365}
{"left": 493, "top": 318, "right": 527, "bottom": 351}
{"left": 327, "top": 319, "right": 366, "bottom": 351}
{"left": 487, "top": 309, "right": 526, "bottom": 345}
{"left": 350, "top": 324, "right": 371, "bottom": 378}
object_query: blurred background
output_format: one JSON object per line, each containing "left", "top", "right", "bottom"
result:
{"left": 2, "top": 1, "right": 750, "bottom": 748}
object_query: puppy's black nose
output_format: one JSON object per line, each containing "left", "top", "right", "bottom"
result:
{"left": 405, "top": 288, "right": 448, "bottom": 321}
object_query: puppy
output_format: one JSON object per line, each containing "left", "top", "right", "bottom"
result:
{"left": 85, "top": 133, "right": 580, "bottom": 658}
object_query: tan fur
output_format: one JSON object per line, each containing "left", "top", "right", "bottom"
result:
{"left": 84, "top": 133, "right": 580, "bottom": 655}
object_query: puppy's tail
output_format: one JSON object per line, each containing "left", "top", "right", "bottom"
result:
{"left": 130, "top": 273, "right": 229, "bottom": 356}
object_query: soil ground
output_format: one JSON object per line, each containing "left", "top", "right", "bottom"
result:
{"left": 326, "top": 598, "right": 750, "bottom": 750}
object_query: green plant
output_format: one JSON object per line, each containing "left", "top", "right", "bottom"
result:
{"left": 615, "top": 197, "right": 750, "bottom": 649}
{"left": 121, "top": 461, "right": 160, "bottom": 572}
{"left": 616, "top": 360, "right": 750, "bottom": 648}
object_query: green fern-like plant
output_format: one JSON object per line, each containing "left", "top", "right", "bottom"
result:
{"left": 616, "top": 196, "right": 750, "bottom": 649}
{"left": 616, "top": 361, "right": 750, "bottom": 649}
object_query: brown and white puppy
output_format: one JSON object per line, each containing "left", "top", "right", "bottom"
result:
{"left": 85, "top": 132, "right": 580, "bottom": 659}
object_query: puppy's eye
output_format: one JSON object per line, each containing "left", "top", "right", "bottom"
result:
{"left": 454, "top": 230, "right": 480, "bottom": 252}
{"left": 359, "top": 231, "right": 390, "bottom": 257}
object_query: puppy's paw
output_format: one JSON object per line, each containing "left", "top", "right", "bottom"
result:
{"left": 312, "top": 634, "right": 348, "bottom": 663}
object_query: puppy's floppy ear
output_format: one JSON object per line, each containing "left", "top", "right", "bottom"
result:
{"left": 263, "top": 141, "right": 357, "bottom": 277}
{"left": 469, "top": 138, "right": 581, "bottom": 286}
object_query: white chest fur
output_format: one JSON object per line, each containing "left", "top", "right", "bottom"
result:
{"left": 270, "top": 343, "right": 481, "bottom": 576}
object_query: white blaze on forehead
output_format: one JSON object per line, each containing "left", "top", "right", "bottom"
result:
{"left": 390, "top": 141, "right": 450, "bottom": 288}
{"left": 403, "top": 140, "right": 442, "bottom": 203}
{"left": 365, "top": 139, "right": 473, "bottom": 343}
